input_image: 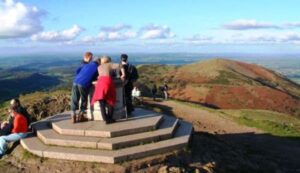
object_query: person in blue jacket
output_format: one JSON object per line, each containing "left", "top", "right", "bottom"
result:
{"left": 70, "top": 52, "right": 99, "bottom": 123}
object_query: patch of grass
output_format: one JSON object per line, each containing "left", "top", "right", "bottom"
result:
{"left": 237, "top": 116, "right": 300, "bottom": 137}
{"left": 22, "top": 150, "right": 39, "bottom": 160}
{"left": 221, "top": 109, "right": 300, "bottom": 137}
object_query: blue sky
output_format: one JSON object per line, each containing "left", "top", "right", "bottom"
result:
{"left": 1, "top": 0, "right": 300, "bottom": 54}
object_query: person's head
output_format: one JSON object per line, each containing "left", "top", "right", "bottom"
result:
{"left": 95, "top": 57, "right": 102, "bottom": 65}
{"left": 83, "top": 52, "right": 93, "bottom": 63}
{"left": 120, "top": 54, "right": 128, "bottom": 62}
{"left": 100, "top": 55, "right": 112, "bottom": 64}
{"left": 9, "top": 98, "right": 21, "bottom": 114}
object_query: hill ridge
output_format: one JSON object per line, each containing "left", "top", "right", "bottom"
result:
{"left": 137, "top": 58, "right": 300, "bottom": 117}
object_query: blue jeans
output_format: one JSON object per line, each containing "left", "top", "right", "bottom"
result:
{"left": 0, "top": 133, "right": 27, "bottom": 156}
{"left": 70, "top": 84, "right": 89, "bottom": 113}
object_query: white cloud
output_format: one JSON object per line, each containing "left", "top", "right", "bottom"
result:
{"left": 81, "top": 36, "right": 97, "bottom": 43}
{"left": 185, "top": 34, "right": 213, "bottom": 44}
{"left": 280, "top": 32, "right": 300, "bottom": 42}
{"left": 140, "top": 24, "right": 175, "bottom": 39}
{"left": 98, "top": 30, "right": 136, "bottom": 41}
{"left": 186, "top": 35, "right": 213, "bottom": 41}
{"left": 31, "top": 25, "right": 84, "bottom": 42}
{"left": 78, "top": 24, "right": 176, "bottom": 44}
{"left": 81, "top": 24, "right": 136, "bottom": 43}
{"left": 222, "top": 19, "right": 280, "bottom": 30}
{"left": 228, "top": 32, "right": 300, "bottom": 44}
{"left": 100, "top": 24, "right": 131, "bottom": 32}
{"left": 285, "top": 22, "right": 300, "bottom": 28}
{"left": 0, "top": 0, "right": 45, "bottom": 38}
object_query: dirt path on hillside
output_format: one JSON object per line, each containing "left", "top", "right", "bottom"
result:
{"left": 143, "top": 99, "right": 300, "bottom": 172}
{"left": 145, "top": 99, "right": 262, "bottom": 134}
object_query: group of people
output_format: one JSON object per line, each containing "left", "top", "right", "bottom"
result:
{"left": 0, "top": 52, "right": 139, "bottom": 157}
{"left": 151, "top": 82, "right": 169, "bottom": 101}
{"left": 71, "top": 52, "right": 138, "bottom": 124}
{"left": 0, "top": 99, "right": 31, "bottom": 157}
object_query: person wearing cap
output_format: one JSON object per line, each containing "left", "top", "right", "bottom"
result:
{"left": 0, "top": 100, "right": 29, "bottom": 157}
{"left": 71, "top": 52, "right": 99, "bottom": 123}
{"left": 120, "top": 54, "right": 139, "bottom": 114}
{"left": 91, "top": 56, "right": 125, "bottom": 124}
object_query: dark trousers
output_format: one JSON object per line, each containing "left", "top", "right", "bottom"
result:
{"left": 71, "top": 84, "right": 89, "bottom": 113}
{"left": 124, "top": 83, "right": 134, "bottom": 114}
{"left": 99, "top": 100, "right": 114, "bottom": 122}
{"left": 0, "top": 124, "right": 12, "bottom": 136}
{"left": 152, "top": 92, "right": 157, "bottom": 100}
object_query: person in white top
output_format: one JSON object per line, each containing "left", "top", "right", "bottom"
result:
{"left": 132, "top": 86, "right": 141, "bottom": 103}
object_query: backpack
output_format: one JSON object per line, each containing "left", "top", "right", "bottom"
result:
{"left": 127, "top": 64, "right": 139, "bottom": 82}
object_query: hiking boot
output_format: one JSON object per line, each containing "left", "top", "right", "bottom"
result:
{"left": 71, "top": 113, "right": 76, "bottom": 123}
{"left": 78, "top": 112, "right": 88, "bottom": 122}
{"left": 107, "top": 118, "right": 116, "bottom": 124}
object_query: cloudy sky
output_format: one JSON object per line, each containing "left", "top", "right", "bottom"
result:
{"left": 1, "top": 0, "right": 300, "bottom": 54}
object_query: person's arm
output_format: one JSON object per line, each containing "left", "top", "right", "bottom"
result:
{"left": 120, "top": 67, "right": 126, "bottom": 81}
{"left": 92, "top": 71, "right": 98, "bottom": 81}
{"left": 76, "top": 66, "right": 82, "bottom": 75}
{"left": 92, "top": 66, "right": 99, "bottom": 81}
{"left": 111, "top": 63, "right": 125, "bottom": 80}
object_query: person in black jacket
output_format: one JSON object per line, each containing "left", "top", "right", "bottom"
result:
{"left": 120, "top": 54, "right": 139, "bottom": 114}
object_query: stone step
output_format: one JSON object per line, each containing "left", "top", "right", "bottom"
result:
{"left": 37, "top": 116, "right": 179, "bottom": 150}
{"left": 52, "top": 114, "right": 163, "bottom": 138}
{"left": 21, "top": 120, "right": 193, "bottom": 164}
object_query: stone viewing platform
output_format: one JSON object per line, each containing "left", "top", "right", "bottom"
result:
{"left": 20, "top": 108, "right": 193, "bottom": 163}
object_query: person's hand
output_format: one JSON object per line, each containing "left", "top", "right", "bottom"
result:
{"left": 120, "top": 76, "right": 125, "bottom": 81}
{"left": 1, "top": 121, "right": 8, "bottom": 129}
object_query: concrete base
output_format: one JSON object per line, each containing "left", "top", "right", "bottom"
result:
{"left": 21, "top": 108, "right": 193, "bottom": 164}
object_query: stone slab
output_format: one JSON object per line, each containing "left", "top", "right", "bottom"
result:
{"left": 52, "top": 115, "right": 162, "bottom": 138}
{"left": 37, "top": 115, "right": 178, "bottom": 150}
{"left": 43, "top": 146, "right": 114, "bottom": 163}
{"left": 37, "top": 129, "right": 99, "bottom": 148}
{"left": 100, "top": 117, "right": 179, "bottom": 149}
{"left": 21, "top": 134, "right": 49, "bottom": 157}
{"left": 21, "top": 119, "right": 193, "bottom": 164}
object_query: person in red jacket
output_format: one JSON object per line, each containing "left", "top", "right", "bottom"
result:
{"left": 91, "top": 56, "right": 125, "bottom": 124}
{"left": 0, "top": 103, "right": 28, "bottom": 157}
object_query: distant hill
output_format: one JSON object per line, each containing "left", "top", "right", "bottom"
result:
{"left": 138, "top": 58, "right": 300, "bottom": 117}
{"left": 0, "top": 73, "right": 61, "bottom": 102}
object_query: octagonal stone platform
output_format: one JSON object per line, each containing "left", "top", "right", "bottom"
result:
{"left": 21, "top": 108, "right": 193, "bottom": 164}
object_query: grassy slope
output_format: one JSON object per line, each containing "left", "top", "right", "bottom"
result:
{"left": 0, "top": 89, "right": 69, "bottom": 121}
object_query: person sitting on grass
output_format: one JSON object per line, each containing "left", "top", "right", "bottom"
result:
{"left": 132, "top": 86, "right": 141, "bottom": 104}
{"left": 0, "top": 101, "right": 29, "bottom": 157}
{"left": 70, "top": 52, "right": 99, "bottom": 123}
{"left": 91, "top": 56, "right": 125, "bottom": 124}
{"left": 0, "top": 99, "right": 31, "bottom": 136}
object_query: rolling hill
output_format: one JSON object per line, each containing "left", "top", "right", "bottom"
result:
{"left": 0, "top": 73, "right": 61, "bottom": 102}
{"left": 137, "top": 58, "right": 300, "bottom": 117}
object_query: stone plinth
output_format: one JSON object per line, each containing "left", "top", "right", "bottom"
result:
{"left": 21, "top": 108, "right": 193, "bottom": 164}
{"left": 87, "top": 79, "right": 126, "bottom": 121}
